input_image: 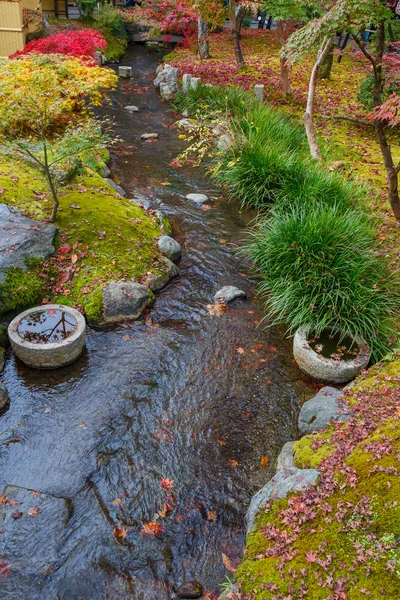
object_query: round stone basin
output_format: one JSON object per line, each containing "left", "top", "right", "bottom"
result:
{"left": 293, "top": 325, "right": 370, "bottom": 384}
{"left": 8, "top": 304, "right": 86, "bottom": 369}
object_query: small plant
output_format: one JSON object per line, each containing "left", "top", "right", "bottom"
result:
{"left": 246, "top": 204, "right": 400, "bottom": 359}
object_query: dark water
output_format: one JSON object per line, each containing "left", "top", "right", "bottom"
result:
{"left": 308, "top": 330, "right": 359, "bottom": 361}
{"left": 0, "top": 45, "right": 313, "bottom": 599}
{"left": 16, "top": 309, "right": 77, "bottom": 344}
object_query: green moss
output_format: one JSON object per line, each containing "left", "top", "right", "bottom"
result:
{"left": 293, "top": 431, "right": 335, "bottom": 469}
{"left": 236, "top": 359, "right": 400, "bottom": 598}
{"left": 0, "top": 156, "right": 165, "bottom": 321}
{"left": 0, "top": 262, "right": 45, "bottom": 313}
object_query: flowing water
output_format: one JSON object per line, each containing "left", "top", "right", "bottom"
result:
{"left": 0, "top": 45, "right": 313, "bottom": 599}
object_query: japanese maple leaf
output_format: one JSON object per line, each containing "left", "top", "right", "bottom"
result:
{"left": 305, "top": 551, "right": 317, "bottom": 563}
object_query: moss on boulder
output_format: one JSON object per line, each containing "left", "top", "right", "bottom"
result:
{"left": 0, "top": 156, "right": 169, "bottom": 322}
{"left": 236, "top": 357, "right": 400, "bottom": 599}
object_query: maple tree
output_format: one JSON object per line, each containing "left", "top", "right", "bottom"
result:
{"left": 285, "top": 0, "right": 400, "bottom": 219}
{"left": 10, "top": 29, "right": 106, "bottom": 62}
{"left": 0, "top": 54, "right": 116, "bottom": 221}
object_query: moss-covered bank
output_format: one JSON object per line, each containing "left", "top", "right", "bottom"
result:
{"left": 236, "top": 356, "right": 400, "bottom": 599}
{"left": 0, "top": 155, "right": 167, "bottom": 323}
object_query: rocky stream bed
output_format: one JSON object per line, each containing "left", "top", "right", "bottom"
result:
{"left": 0, "top": 45, "right": 314, "bottom": 600}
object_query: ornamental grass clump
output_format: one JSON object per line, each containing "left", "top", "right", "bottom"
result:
{"left": 247, "top": 204, "right": 400, "bottom": 360}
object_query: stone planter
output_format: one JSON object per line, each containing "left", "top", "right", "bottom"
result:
{"left": 8, "top": 305, "right": 86, "bottom": 369}
{"left": 293, "top": 325, "right": 370, "bottom": 384}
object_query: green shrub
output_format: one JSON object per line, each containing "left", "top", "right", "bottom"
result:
{"left": 175, "top": 83, "right": 258, "bottom": 120}
{"left": 357, "top": 72, "right": 395, "bottom": 111}
{"left": 246, "top": 204, "right": 400, "bottom": 359}
{"left": 94, "top": 4, "right": 128, "bottom": 60}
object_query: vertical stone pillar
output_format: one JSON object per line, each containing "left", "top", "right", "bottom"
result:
{"left": 254, "top": 84, "right": 265, "bottom": 101}
{"left": 191, "top": 77, "right": 201, "bottom": 91}
{"left": 182, "top": 74, "right": 192, "bottom": 93}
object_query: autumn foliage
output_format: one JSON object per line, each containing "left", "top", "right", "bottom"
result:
{"left": 10, "top": 29, "right": 107, "bottom": 62}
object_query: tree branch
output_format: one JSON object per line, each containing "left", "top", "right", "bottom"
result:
{"left": 319, "top": 114, "right": 373, "bottom": 127}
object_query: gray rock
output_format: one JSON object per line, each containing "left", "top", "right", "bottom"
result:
{"left": 254, "top": 83, "right": 265, "bottom": 101}
{"left": 148, "top": 258, "right": 179, "bottom": 292}
{"left": 118, "top": 66, "right": 132, "bottom": 78}
{"left": 0, "top": 383, "right": 9, "bottom": 410}
{"left": 0, "top": 204, "right": 56, "bottom": 284}
{"left": 130, "top": 197, "right": 151, "bottom": 210}
{"left": 160, "top": 82, "right": 174, "bottom": 101}
{"left": 177, "top": 118, "right": 197, "bottom": 132}
{"left": 182, "top": 110, "right": 189, "bottom": 118}
{"left": 155, "top": 210, "right": 172, "bottom": 235}
{"left": 190, "top": 77, "right": 201, "bottom": 90}
{"left": 158, "top": 236, "right": 181, "bottom": 262}
{"left": 0, "top": 485, "right": 69, "bottom": 576}
{"left": 182, "top": 74, "right": 192, "bottom": 93}
{"left": 103, "top": 178, "right": 126, "bottom": 197}
{"left": 298, "top": 386, "right": 351, "bottom": 435}
{"left": 100, "top": 163, "right": 111, "bottom": 178}
{"left": 0, "top": 347, "right": 5, "bottom": 373}
{"left": 101, "top": 282, "right": 154, "bottom": 324}
{"left": 176, "top": 581, "right": 203, "bottom": 599}
{"left": 141, "top": 133, "right": 159, "bottom": 141}
{"left": 125, "top": 105, "right": 139, "bottom": 112}
{"left": 246, "top": 467, "right": 319, "bottom": 534}
{"left": 217, "top": 133, "right": 233, "bottom": 152}
{"left": 276, "top": 441, "right": 295, "bottom": 471}
{"left": 185, "top": 193, "right": 209, "bottom": 204}
{"left": 153, "top": 64, "right": 179, "bottom": 93}
{"left": 214, "top": 286, "right": 246, "bottom": 303}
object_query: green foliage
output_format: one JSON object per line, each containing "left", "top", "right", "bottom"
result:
{"left": 94, "top": 4, "right": 128, "bottom": 61}
{"left": 0, "top": 260, "right": 45, "bottom": 313}
{"left": 357, "top": 72, "right": 395, "bottom": 111}
{"left": 175, "top": 82, "right": 258, "bottom": 121}
{"left": 247, "top": 204, "right": 400, "bottom": 359}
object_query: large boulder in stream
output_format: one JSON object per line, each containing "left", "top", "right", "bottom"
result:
{"left": 298, "top": 386, "right": 351, "bottom": 435}
{"left": 153, "top": 64, "right": 180, "bottom": 93}
{"left": 0, "top": 204, "right": 56, "bottom": 284}
{"left": 176, "top": 581, "right": 204, "bottom": 599}
{"left": 101, "top": 281, "right": 154, "bottom": 324}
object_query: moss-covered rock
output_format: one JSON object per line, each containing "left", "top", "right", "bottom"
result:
{"left": 0, "top": 155, "right": 168, "bottom": 323}
{"left": 236, "top": 358, "right": 400, "bottom": 599}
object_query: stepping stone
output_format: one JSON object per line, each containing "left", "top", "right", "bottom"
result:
{"left": 141, "top": 133, "right": 159, "bottom": 140}
{"left": 118, "top": 66, "right": 132, "bottom": 78}
{"left": 214, "top": 286, "right": 246, "bottom": 303}
{"left": 102, "top": 282, "right": 154, "bottom": 324}
{"left": 186, "top": 193, "right": 208, "bottom": 204}
{"left": 158, "top": 235, "right": 182, "bottom": 262}
{"left": 125, "top": 105, "right": 139, "bottom": 112}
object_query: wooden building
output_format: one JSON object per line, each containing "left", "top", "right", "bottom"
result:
{"left": 0, "top": 0, "right": 42, "bottom": 57}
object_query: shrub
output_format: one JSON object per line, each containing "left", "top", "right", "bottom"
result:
{"left": 94, "top": 4, "right": 128, "bottom": 60}
{"left": 246, "top": 204, "right": 400, "bottom": 359}
{"left": 175, "top": 83, "right": 258, "bottom": 120}
{"left": 10, "top": 29, "right": 106, "bottom": 61}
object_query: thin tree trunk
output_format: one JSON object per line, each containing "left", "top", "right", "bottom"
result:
{"left": 229, "top": 1, "right": 246, "bottom": 68}
{"left": 318, "top": 41, "right": 334, "bottom": 79}
{"left": 373, "top": 22, "right": 400, "bottom": 219}
{"left": 280, "top": 55, "right": 291, "bottom": 95}
{"left": 198, "top": 16, "right": 210, "bottom": 60}
{"left": 304, "top": 36, "right": 335, "bottom": 160}
{"left": 43, "top": 140, "right": 59, "bottom": 222}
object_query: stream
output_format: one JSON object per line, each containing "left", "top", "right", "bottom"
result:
{"left": 0, "top": 45, "right": 313, "bottom": 600}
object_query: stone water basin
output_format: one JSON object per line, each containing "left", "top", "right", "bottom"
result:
{"left": 8, "top": 304, "right": 86, "bottom": 369}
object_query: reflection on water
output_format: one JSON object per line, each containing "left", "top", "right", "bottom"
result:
{"left": 16, "top": 309, "right": 77, "bottom": 344}
{"left": 0, "top": 45, "right": 313, "bottom": 600}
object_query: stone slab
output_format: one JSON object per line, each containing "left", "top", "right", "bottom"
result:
{"left": 298, "top": 386, "right": 351, "bottom": 435}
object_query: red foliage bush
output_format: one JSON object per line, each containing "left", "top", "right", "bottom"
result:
{"left": 10, "top": 29, "right": 107, "bottom": 61}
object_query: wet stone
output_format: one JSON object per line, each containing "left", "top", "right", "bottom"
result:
{"left": 176, "top": 581, "right": 204, "bottom": 599}
{"left": 158, "top": 235, "right": 182, "bottom": 262}
{"left": 0, "top": 485, "right": 69, "bottom": 578}
{"left": 125, "top": 105, "right": 139, "bottom": 112}
{"left": 298, "top": 386, "right": 351, "bottom": 435}
{"left": 101, "top": 281, "right": 154, "bottom": 324}
{"left": 186, "top": 193, "right": 208, "bottom": 204}
{"left": 276, "top": 441, "right": 295, "bottom": 471}
{"left": 148, "top": 258, "right": 179, "bottom": 292}
{"left": 0, "top": 382, "right": 9, "bottom": 410}
{"left": 141, "top": 132, "right": 159, "bottom": 140}
{"left": 0, "top": 204, "right": 56, "bottom": 285}
{"left": 214, "top": 286, "right": 246, "bottom": 303}
{"left": 118, "top": 66, "right": 132, "bottom": 78}
{"left": 103, "top": 178, "right": 126, "bottom": 197}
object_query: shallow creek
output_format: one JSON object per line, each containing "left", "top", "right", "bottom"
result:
{"left": 0, "top": 45, "right": 313, "bottom": 599}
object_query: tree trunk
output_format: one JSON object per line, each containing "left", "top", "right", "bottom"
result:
{"left": 280, "top": 55, "right": 291, "bottom": 95}
{"left": 229, "top": 1, "right": 246, "bottom": 68}
{"left": 318, "top": 41, "right": 334, "bottom": 79}
{"left": 371, "top": 22, "right": 400, "bottom": 219}
{"left": 304, "top": 36, "right": 335, "bottom": 160}
{"left": 42, "top": 140, "right": 59, "bottom": 222}
{"left": 198, "top": 16, "right": 210, "bottom": 60}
